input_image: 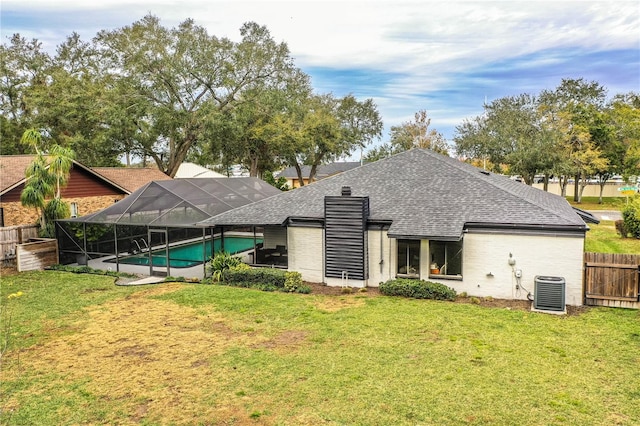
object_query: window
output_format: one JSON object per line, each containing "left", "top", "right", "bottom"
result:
{"left": 0, "top": 208, "right": 4, "bottom": 227}
{"left": 70, "top": 202, "right": 79, "bottom": 218}
{"left": 429, "top": 240, "right": 463, "bottom": 278}
{"left": 397, "top": 240, "right": 420, "bottom": 277}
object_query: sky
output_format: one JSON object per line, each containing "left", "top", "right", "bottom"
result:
{"left": 2, "top": 0, "right": 639, "bottom": 154}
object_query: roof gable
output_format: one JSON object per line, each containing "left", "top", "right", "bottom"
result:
{"left": 199, "top": 149, "right": 587, "bottom": 239}
{"left": 0, "top": 155, "right": 131, "bottom": 196}
{"left": 0, "top": 155, "right": 41, "bottom": 194}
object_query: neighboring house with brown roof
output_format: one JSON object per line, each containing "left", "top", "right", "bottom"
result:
{"left": 0, "top": 155, "right": 170, "bottom": 227}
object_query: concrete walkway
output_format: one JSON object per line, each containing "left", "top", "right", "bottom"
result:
{"left": 588, "top": 210, "right": 622, "bottom": 221}
{"left": 116, "top": 276, "right": 166, "bottom": 286}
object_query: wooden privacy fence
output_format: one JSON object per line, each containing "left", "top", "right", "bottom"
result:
{"left": 1, "top": 225, "right": 39, "bottom": 262}
{"left": 584, "top": 252, "right": 640, "bottom": 309}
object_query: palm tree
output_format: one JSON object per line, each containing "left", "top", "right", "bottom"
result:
{"left": 48, "top": 144, "right": 75, "bottom": 198}
{"left": 20, "top": 152, "right": 54, "bottom": 229}
{"left": 19, "top": 129, "right": 75, "bottom": 235}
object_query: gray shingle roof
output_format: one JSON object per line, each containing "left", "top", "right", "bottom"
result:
{"left": 198, "top": 149, "right": 587, "bottom": 239}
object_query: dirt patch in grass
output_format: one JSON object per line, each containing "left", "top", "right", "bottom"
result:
{"left": 304, "top": 281, "right": 380, "bottom": 296}
{"left": 1, "top": 265, "right": 18, "bottom": 277}
{"left": 251, "top": 330, "right": 308, "bottom": 350}
{"left": 11, "top": 283, "right": 275, "bottom": 424}
{"left": 453, "top": 295, "right": 590, "bottom": 316}
{"left": 313, "top": 297, "right": 368, "bottom": 312}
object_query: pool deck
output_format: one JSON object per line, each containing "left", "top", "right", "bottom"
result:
{"left": 86, "top": 256, "right": 208, "bottom": 280}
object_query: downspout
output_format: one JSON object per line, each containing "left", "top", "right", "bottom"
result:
{"left": 379, "top": 225, "right": 384, "bottom": 276}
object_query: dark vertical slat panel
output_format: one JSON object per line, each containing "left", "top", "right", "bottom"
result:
{"left": 324, "top": 195, "right": 369, "bottom": 280}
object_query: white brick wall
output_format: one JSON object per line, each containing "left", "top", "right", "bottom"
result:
{"left": 367, "top": 229, "right": 393, "bottom": 286}
{"left": 444, "top": 232, "right": 584, "bottom": 305}
{"left": 287, "top": 227, "right": 323, "bottom": 283}
{"left": 286, "top": 226, "right": 585, "bottom": 305}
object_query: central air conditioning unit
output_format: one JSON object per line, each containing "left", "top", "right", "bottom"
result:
{"left": 534, "top": 276, "right": 566, "bottom": 312}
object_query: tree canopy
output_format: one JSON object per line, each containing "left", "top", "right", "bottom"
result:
{"left": 454, "top": 78, "right": 638, "bottom": 202}
{"left": 1, "top": 16, "right": 382, "bottom": 179}
{"left": 364, "top": 110, "right": 447, "bottom": 162}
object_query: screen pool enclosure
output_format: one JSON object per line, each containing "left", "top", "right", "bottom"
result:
{"left": 55, "top": 178, "right": 284, "bottom": 277}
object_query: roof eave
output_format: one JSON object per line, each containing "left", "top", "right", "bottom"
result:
{"left": 464, "top": 222, "right": 588, "bottom": 234}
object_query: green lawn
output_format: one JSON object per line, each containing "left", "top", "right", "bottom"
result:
{"left": 585, "top": 220, "right": 640, "bottom": 253}
{"left": 567, "top": 196, "right": 628, "bottom": 211}
{"left": 2, "top": 271, "right": 640, "bottom": 425}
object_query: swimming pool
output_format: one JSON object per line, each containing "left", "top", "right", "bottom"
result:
{"left": 108, "top": 236, "right": 261, "bottom": 268}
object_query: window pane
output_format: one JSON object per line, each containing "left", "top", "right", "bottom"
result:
{"left": 397, "top": 240, "right": 420, "bottom": 275}
{"left": 446, "top": 241, "right": 463, "bottom": 275}
{"left": 397, "top": 240, "right": 408, "bottom": 274}
{"left": 429, "top": 240, "right": 463, "bottom": 277}
{"left": 408, "top": 241, "right": 420, "bottom": 274}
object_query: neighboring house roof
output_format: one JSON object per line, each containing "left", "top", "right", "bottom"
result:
{"left": 199, "top": 149, "right": 588, "bottom": 240}
{"left": 64, "top": 177, "right": 282, "bottom": 226}
{"left": 277, "top": 161, "right": 361, "bottom": 180}
{"left": 0, "top": 155, "right": 171, "bottom": 197}
{"left": 91, "top": 167, "right": 171, "bottom": 193}
{"left": 0, "top": 155, "right": 128, "bottom": 196}
{"left": 175, "top": 162, "right": 225, "bottom": 178}
{"left": 0, "top": 155, "right": 36, "bottom": 195}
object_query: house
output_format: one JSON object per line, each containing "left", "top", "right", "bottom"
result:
{"left": 277, "top": 161, "right": 361, "bottom": 188}
{"left": 174, "top": 162, "right": 226, "bottom": 179}
{"left": 199, "top": 149, "right": 589, "bottom": 306}
{"left": 0, "top": 155, "right": 170, "bottom": 227}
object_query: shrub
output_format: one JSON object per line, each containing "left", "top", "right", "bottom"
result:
{"left": 615, "top": 220, "right": 628, "bottom": 238}
{"left": 207, "top": 251, "right": 243, "bottom": 282}
{"left": 622, "top": 196, "right": 640, "bottom": 238}
{"left": 221, "top": 268, "right": 310, "bottom": 294}
{"left": 223, "top": 267, "right": 286, "bottom": 287}
{"left": 297, "top": 285, "right": 312, "bottom": 294}
{"left": 284, "top": 271, "right": 303, "bottom": 292}
{"left": 379, "top": 278, "right": 456, "bottom": 301}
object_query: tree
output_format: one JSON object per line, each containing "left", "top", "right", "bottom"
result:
{"left": 365, "top": 110, "right": 446, "bottom": 162}
{"left": 35, "top": 33, "right": 120, "bottom": 166}
{"left": 0, "top": 34, "right": 51, "bottom": 154}
{"left": 19, "top": 129, "right": 75, "bottom": 236}
{"left": 539, "top": 78, "right": 609, "bottom": 202}
{"left": 607, "top": 93, "right": 640, "bottom": 186}
{"left": 455, "top": 95, "right": 556, "bottom": 184}
{"left": 262, "top": 171, "right": 289, "bottom": 191}
{"left": 95, "top": 16, "right": 304, "bottom": 177}
{"left": 274, "top": 93, "right": 382, "bottom": 186}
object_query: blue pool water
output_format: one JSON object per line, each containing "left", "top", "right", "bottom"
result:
{"left": 109, "top": 236, "right": 261, "bottom": 268}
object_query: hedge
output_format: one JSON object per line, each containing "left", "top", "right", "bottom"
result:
{"left": 379, "top": 278, "right": 456, "bottom": 301}
{"left": 220, "top": 268, "right": 310, "bottom": 294}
